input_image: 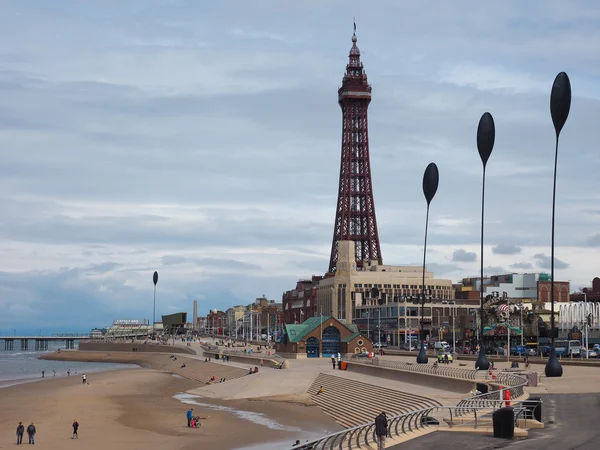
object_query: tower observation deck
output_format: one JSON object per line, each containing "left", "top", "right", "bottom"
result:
{"left": 328, "top": 25, "right": 382, "bottom": 273}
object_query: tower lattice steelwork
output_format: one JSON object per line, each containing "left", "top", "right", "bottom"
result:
{"left": 328, "top": 26, "right": 382, "bottom": 273}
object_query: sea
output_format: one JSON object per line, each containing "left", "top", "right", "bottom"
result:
{"left": 0, "top": 340, "right": 138, "bottom": 388}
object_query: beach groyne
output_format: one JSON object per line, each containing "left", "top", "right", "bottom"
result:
{"left": 78, "top": 341, "right": 197, "bottom": 354}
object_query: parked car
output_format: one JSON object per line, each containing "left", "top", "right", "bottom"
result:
{"left": 580, "top": 349, "right": 598, "bottom": 358}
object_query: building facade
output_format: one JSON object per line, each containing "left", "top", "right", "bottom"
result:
{"left": 206, "top": 310, "right": 227, "bottom": 335}
{"left": 317, "top": 241, "right": 455, "bottom": 324}
{"left": 570, "top": 277, "right": 600, "bottom": 302}
{"left": 276, "top": 315, "right": 373, "bottom": 358}
{"left": 282, "top": 276, "right": 323, "bottom": 324}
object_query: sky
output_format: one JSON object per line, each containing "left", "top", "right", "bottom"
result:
{"left": 1, "top": 1, "right": 600, "bottom": 334}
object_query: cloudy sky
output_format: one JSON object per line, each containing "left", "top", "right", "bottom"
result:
{"left": 1, "top": 1, "right": 599, "bottom": 333}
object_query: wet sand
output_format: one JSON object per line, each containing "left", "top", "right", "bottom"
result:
{"left": 0, "top": 353, "right": 338, "bottom": 449}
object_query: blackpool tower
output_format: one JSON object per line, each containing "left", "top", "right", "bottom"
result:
{"left": 328, "top": 25, "right": 382, "bottom": 273}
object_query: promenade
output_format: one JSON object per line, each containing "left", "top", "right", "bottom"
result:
{"left": 38, "top": 338, "right": 600, "bottom": 449}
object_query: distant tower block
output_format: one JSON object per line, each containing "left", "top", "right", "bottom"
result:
{"left": 193, "top": 299, "right": 198, "bottom": 332}
{"left": 329, "top": 25, "right": 382, "bottom": 273}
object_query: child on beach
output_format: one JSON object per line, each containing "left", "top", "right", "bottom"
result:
{"left": 72, "top": 419, "right": 79, "bottom": 439}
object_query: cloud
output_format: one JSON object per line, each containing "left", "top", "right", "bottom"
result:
{"left": 533, "top": 253, "right": 569, "bottom": 270}
{"left": 484, "top": 266, "right": 507, "bottom": 275}
{"left": 510, "top": 262, "right": 534, "bottom": 270}
{"left": 1, "top": 1, "right": 600, "bottom": 331}
{"left": 586, "top": 234, "right": 600, "bottom": 247}
{"left": 426, "top": 263, "right": 462, "bottom": 276}
{"left": 451, "top": 249, "right": 478, "bottom": 263}
{"left": 492, "top": 244, "right": 522, "bottom": 255}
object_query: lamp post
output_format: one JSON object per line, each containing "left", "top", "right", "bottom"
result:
{"left": 152, "top": 271, "right": 158, "bottom": 337}
{"left": 376, "top": 309, "right": 381, "bottom": 348}
{"left": 417, "top": 162, "right": 439, "bottom": 364}
{"left": 367, "top": 310, "right": 370, "bottom": 343}
{"left": 545, "top": 72, "right": 571, "bottom": 378}
{"left": 452, "top": 306, "right": 456, "bottom": 354}
{"left": 475, "top": 112, "right": 495, "bottom": 371}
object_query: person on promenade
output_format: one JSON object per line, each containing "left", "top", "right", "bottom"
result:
{"left": 186, "top": 408, "right": 194, "bottom": 427}
{"left": 72, "top": 419, "right": 79, "bottom": 439}
{"left": 374, "top": 412, "right": 388, "bottom": 450}
{"left": 16, "top": 422, "right": 24, "bottom": 445}
{"left": 331, "top": 354, "right": 336, "bottom": 369}
{"left": 26, "top": 423, "right": 36, "bottom": 444}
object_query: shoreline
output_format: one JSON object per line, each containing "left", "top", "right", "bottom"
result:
{"left": 0, "top": 363, "right": 140, "bottom": 389}
{"left": 0, "top": 350, "right": 339, "bottom": 449}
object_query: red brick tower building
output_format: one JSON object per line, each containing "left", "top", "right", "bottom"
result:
{"left": 329, "top": 24, "right": 382, "bottom": 273}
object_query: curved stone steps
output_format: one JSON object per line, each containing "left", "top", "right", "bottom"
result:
{"left": 308, "top": 373, "right": 441, "bottom": 428}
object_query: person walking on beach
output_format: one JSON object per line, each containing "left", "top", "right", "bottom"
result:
{"left": 72, "top": 419, "right": 79, "bottom": 439}
{"left": 26, "top": 423, "right": 36, "bottom": 444}
{"left": 374, "top": 412, "right": 388, "bottom": 450}
{"left": 42, "top": 370, "right": 44, "bottom": 378}
{"left": 82, "top": 373, "right": 86, "bottom": 384}
{"left": 16, "top": 422, "right": 24, "bottom": 445}
{"left": 186, "top": 408, "right": 194, "bottom": 427}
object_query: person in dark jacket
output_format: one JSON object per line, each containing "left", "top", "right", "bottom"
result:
{"left": 72, "top": 419, "right": 79, "bottom": 439}
{"left": 374, "top": 412, "right": 388, "bottom": 450}
{"left": 16, "top": 422, "right": 24, "bottom": 445}
{"left": 26, "top": 423, "right": 36, "bottom": 444}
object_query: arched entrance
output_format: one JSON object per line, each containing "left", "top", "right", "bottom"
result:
{"left": 321, "top": 326, "right": 341, "bottom": 357}
{"left": 306, "top": 336, "right": 320, "bottom": 358}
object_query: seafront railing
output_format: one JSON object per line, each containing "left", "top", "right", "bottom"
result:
{"left": 287, "top": 401, "right": 536, "bottom": 450}
{"left": 291, "top": 360, "right": 530, "bottom": 449}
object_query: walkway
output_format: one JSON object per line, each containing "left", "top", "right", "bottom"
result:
{"left": 389, "top": 393, "right": 600, "bottom": 450}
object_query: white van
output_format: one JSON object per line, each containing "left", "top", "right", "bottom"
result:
{"left": 434, "top": 341, "right": 450, "bottom": 351}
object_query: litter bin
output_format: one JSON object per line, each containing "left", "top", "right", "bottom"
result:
{"left": 492, "top": 407, "right": 514, "bottom": 439}
{"left": 523, "top": 396, "right": 542, "bottom": 422}
{"left": 476, "top": 382, "right": 489, "bottom": 394}
{"left": 340, "top": 361, "right": 347, "bottom": 370}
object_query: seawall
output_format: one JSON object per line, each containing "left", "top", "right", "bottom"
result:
{"left": 79, "top": 341, "right": 196, "bottom": 354}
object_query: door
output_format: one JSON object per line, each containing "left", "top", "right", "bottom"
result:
{"left": 321, "top": 326, "right": 341, "bottom": 357}
{"left": 306, "top": 337, "right": 320, "bottom": 358}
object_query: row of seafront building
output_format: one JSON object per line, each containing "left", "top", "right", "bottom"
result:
{"left": 197, "top": 241, "right": 600, "bottom": 349}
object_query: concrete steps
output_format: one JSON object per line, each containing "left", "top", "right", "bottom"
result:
{"left": 307, "top": 373, "right": 442, "bottom": 428}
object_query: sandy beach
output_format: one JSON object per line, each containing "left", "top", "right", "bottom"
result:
{"left": 0, "top": 352, "right": 338, "bottom": 449}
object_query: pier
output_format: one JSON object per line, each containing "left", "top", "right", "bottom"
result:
{"left": 0, "top": 333, "right": 91, "bottom": 351}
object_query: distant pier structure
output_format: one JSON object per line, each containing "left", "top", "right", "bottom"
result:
{"left": 0, "top": 333, "right": 90, "bottom": 351}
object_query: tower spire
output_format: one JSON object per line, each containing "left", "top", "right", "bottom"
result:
{"left": 328, "top": 28, "right": 382, "bottom": 273}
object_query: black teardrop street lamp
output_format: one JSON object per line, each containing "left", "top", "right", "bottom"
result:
{"left": 152, "top": 271, "right": 159, "bottom": 337}
{"left": 475, "top": 112, "right": 495, "bottom": 371}
{"left": 545, "top": 72, "right": 571, "bottom": 378}
{"left": 417, "top": 162, "right": 439, "bottom": 364}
